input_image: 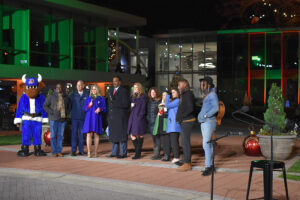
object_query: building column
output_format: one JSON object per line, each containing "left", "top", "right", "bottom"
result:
{"left": 12, "top": 10, "right": 29, "bottom": 66}
{"left": 58, "top": 19, "right": 73, "bottom": 69}
{"left": 95, "top": 26, "right": 108, "bottom": 72}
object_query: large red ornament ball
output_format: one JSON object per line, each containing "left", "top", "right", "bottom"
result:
{"left": 44, "top": 129, "right": 51, "bottom": 146}
{"left": 243, "top": 132, "right": 262, "bottom": 156}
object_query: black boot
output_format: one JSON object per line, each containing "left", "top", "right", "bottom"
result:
{"left": 132, "top": 139, "right": 140, "bottom": 159}
{"left": 34, "top": 145, "right": 47, "bottom": 156}
{"left": 17, "top": 145, "right": 30, "bottom": 157}
{"left": 202, "top": 166, "right": 213, "bottom": 176}
{"left": 138, "top": 137, "right": 144, "bottom": 156}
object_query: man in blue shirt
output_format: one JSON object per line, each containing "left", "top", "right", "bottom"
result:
{"left": 69, "top": 80, "right": 89, "bottom": 156}
{"left": 198, "top": 76, "right": 219, "bottom": 176}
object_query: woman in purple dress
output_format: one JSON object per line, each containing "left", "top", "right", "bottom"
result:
{"left": 82, "top": 85, "right": 106, "bottom": 158}
{"left": 127, "top": 82, "right": 147, "bottom": 159}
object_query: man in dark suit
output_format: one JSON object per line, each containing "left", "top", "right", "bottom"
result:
{"left": 106, "top": 76, "right": 130, "bottom": 158}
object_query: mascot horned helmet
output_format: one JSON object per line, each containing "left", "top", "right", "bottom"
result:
{"left": 22, "top": 73, "right": 42, "bottom": 88}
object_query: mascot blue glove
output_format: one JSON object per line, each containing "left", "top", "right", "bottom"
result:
{"left": 14, "top": 74, "right": 48, "bottom": 157}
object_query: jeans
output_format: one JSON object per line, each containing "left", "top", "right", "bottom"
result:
{"left": 112, "top": 141, "right": 127, "bottom": 156}
{"left": 180, "top": 121, "right": 194, "bottom": 163}
{"left": 200, "top": 120, "right": 216, "bottom": 167}
{"left": 50, "top": 120, "right": 66, "bottom": 154}
{"left": 71, "top": 119, "right": 84, "bottom": 153}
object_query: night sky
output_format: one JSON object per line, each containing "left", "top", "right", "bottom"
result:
{"left": 80, "top": 0, "right": 225, "bottom": 35}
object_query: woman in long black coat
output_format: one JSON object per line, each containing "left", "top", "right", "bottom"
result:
{"left": 127, "top": 82, "right": 147, "bottom": 159}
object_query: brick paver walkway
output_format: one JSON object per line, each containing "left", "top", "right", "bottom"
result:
{"left": 0, "top": 134, "right": 299, "bottom": 200}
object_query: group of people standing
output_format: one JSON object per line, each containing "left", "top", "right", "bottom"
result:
{"left": 43, "top": 75, "right": 219, "bottom": 176}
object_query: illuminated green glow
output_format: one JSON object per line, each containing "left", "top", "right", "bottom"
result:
{"left": 12, "top": 10, "right": 29, "bottom": 66}
{"left": 217, "top": 28, "right": 277, "bottom": 35}
{"left": 3, "top": 15, "right": 8, "bottom": 29}
{"left": 266, "top": 69, "right": 281, "bottom": 79}
{"left": 252, "top": 56, "right": 261, "bottom": 61}
{"left": 95, "top": 26, "right": 108, "bottom": 72}
{"left": 44, "top": 23, "right": 56, "bottom": 43}
{"left": 69, "top": 19, "right": 73, "bottom": 70}
{"left": 58, "top": 19, "right": 72, "bottom": 69}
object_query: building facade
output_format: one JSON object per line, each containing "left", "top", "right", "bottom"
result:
{"left": 0, "top": 0, "right": 147, "bottom": 129}
{"left": 155, "top": 28, "right": 300, "bottom": 115}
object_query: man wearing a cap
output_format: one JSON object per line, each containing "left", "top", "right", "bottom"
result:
{"left": 198, "top": 76, "right": 219, "bottom": 176}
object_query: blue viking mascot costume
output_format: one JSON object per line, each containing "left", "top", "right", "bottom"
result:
{"left": 14, "top": 74, "right": 48, "bottom": 157}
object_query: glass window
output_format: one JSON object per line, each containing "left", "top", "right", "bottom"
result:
{"left": 284, "top": 32, "right": 298, "bottom": 70}
{"left": 250, "top": 34, "right": 265, "bottom": 106}
{"left": 30, "top": 10, "right": 72, "bottom": 68}
{"left": 181, "top": 38, "right": 193, "bottom": 72}
{"left": 169, "top": 38, "right": 181, "bottom": 72}
{"left": 130, "top": 48, "right": 148, "bottom": 75}
{"left": 0, "top": 5, "right": 29, "bottom": 66}
{"left": 156, "top": 74, "right": 168, "bottom": 92}
{"left": 157, "top": 40, "right": 168, "bottom": 72}
{"left": 266, "top": 33, "right": 281, "bottom": 70}
{"left": 283, "top": 32, "right": 298, "bottom": 106}
{"left": 73, "top": 22, "right": 97, "bottom": 70}
{"left": 193, "top": 36, "right": 204, "bottom": 71}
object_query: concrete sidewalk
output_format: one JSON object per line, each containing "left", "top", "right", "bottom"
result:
{"left": 0, "top": 133, "right": 299, "bottom": 200}
{"left": 0, "top": 168, "right": 229, "bottom": 200}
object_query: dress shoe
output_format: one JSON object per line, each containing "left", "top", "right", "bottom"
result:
{"left": 57, "top": 153, "right": 63, "bottom": 157}
{"left": 71, "top": 152, "right": 77, "bottom": 156}
{"left": 52, "top": 153, "right": 57, "bottom": 157}
{"left": 117, "top": 155, "right": 127, "bottom": 159}
{"left": 202, "top": 167, "right": 213, "bottom": 176}
{"left": 105, "top": 154, "right": 117, "bottom": 158}
{"left": 78, "top": 152, "right": 86, "bottom": 156}
{"left": 177, "top": 163, "right": 192, "bottom": 172}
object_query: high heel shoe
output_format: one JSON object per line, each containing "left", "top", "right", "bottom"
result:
{"left": 88, "top": 152, "right": 91, "bottom": 158}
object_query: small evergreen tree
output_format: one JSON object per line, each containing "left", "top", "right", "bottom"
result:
{"left": 263, "top": 83, "right": 286, "bottom": 132}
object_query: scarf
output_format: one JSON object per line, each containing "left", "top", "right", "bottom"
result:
{"left": 57, "top": 93, "right": 66, "bottom": 118}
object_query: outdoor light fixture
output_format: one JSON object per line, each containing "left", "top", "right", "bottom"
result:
{"left": 199, "top": 63, "right": 216, "bottom": 68}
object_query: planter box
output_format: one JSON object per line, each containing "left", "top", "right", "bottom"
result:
{"left": 258, "top": 135, "right": 296, "bottom": 160}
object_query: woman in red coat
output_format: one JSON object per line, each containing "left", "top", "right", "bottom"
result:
{"left": 127, "top": 82, "right": 147, "bottom": 159}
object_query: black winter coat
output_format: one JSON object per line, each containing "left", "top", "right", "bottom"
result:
{"left": 146, "top": 98, "right": 161, "bottom": 133}
{"left": 176, "top": 90, "right": 195, "bottom": 123}
{"left": 107, "top": 86, "right": 130, "bottom": 142}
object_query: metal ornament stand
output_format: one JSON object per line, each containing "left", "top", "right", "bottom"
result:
{"left": 207, "top": 133, "right": 229, "bottom": 200}
{"left": 232, "top": 111, "right": 289, "bottom": 200}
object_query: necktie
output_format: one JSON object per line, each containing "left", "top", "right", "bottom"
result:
{"left": 113, "top": 88, "right": 117, "bottom": 95}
